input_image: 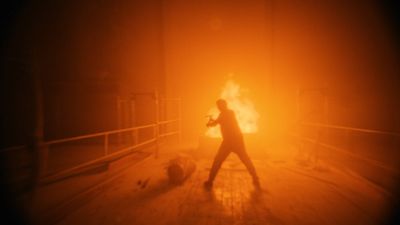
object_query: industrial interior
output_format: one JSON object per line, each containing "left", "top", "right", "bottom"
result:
{"left": 1, "top": 1, "right": 400, "bottom": 225}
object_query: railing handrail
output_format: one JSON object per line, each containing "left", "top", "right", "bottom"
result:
{"left": 159, "top": 131, "right": 180, "bottom": 138}
{"left": 157, "top": 118, "right": 179, "bottom": 125}
{"left": 301, "top": 122, "right": 400, "bottom": 137}
{"left": 1, "top": 119, "right": 180, "bottom": 152}
{"left": 0, "top": 145, "right": 27, "bottom": 153}
{"left": 40, "top": 138, "right": 157, "bottom": 184}
{"left": 45, "top": 124, "right": 156, "bottom": 145}
{"left": 291, "top": 133, "right": 399, "bottom": 173}
{"left": 160, "top": 98, "right": 181, "bottom": 101}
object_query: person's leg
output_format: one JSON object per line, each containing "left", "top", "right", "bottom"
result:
{"left": 235, "top": 146, "right": 260, "bottom": 187}
{"left": 205, "top": 144, "right": 230, "bottom": 185}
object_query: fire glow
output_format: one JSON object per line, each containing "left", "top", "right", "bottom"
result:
{"left": 205, "top": 80, "right": 259, "bottom": 138}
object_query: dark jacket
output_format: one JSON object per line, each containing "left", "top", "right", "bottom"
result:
{"left": 211, "top": 109, "right": 242, "bottom": 141}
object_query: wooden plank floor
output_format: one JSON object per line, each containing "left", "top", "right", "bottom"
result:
{"left": 58, "top": 145, "right": 389, "bottom": 225}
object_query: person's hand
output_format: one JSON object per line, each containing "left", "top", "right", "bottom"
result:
{"left": 206, "top": 118, "right": 216, "bottom": 127}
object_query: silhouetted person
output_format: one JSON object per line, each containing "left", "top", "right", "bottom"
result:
{"left": 204, "top": 99, "right": 260, "bottom": 189}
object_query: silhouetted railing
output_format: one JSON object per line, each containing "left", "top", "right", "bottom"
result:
{"left": 1, "top": 118, "right": 180, "bottom": 185}
{"left": 291, "top": 121, "right": 400, "bottom": 194}
{"left": 294, "top": 87, "right": 400, "bottom": 172}
{"left": 301, "top": 122, "right": 400, "bottom": 137}
{"left": 41, "top": 123, "right": 157, "bottom": 184}
{"left": 293, "top": 122, "right": 400, "bottom": 171}
{"left": 0, "top": 95, "right": 181, "bottom": 185}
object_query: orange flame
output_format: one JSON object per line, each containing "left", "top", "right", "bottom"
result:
{"left": 205, "top": 80, "right": 259, "bottom": 138}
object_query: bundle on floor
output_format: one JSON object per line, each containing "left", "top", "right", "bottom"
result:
{"left": 166, "top": 155, "right": 196, "bottom": 184}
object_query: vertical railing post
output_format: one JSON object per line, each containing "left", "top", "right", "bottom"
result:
{"left": 296, "top": 87, "right": 303, "bottom": 155}
{"left": 178, "top": 98, "right": 182, "bottom": 143}
{"left": 134, "top": 129, "right": 139, "bottom": 146}
{"left": 345, "top": 130, "right": 352, "bottom": 150}
{"left": 322, "top": 85, "right": 328, "bottom": 119}
{"left": 29, "top": 52, "right": 48, "bottom": 222}
{"left": 154, "top": 90, "right": 160, "bottom": 158}
{"left": 322, "top": 89, "right": 329, "bottom": 140}
{"left": 104, "top": 133, "right": 109, "bottom": 156}
{"left": 296, "top": 87, "right": 300, "bottom": 123}
{"left": 130, "top": 96, "right": 137, "bottom": 147}
{"left": 127, "top": 98, "right": 133, "bottom": 144}
{"left": 32, "top": 63, "right": 47, "bottom": 178}
{"left": 117, "top": 96, "right": 122, "bottom": 145}
{"left": 40, "top": 143, "right": 48, "bottom": 177}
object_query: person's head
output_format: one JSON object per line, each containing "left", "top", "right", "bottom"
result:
{"left": 216, "top": 99, "right": 228, "bottom": 112}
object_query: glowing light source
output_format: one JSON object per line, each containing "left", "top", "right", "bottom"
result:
{"left": 206, "top": 80, "right": 259, "bottom": 138}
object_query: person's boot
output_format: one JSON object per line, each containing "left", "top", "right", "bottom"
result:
{"left": 203, "top": 180, "right": 213, "bottom": 190}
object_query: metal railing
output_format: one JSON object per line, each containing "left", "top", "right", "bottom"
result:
{"left": 293, "top": 86, "right": 400, "bottom": 172}
{"left": 301, "top": 122, "right": 400, "bottom": 137}
{"left": 1, "top": 90, "right": 182, "bottom": 185}
{"left": 292, "top": 122, "right": 400, "bottom": 173}
{"left": 1, "top": 117, "right": 181, "bottom": 185}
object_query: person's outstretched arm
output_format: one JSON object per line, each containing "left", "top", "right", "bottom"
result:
{"left": 206, "top": 115, "right": 220, "bottom": 127}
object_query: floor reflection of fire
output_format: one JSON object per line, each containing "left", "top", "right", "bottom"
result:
{"left": 212, "top": 167, "right": 252, "bottom": 217}
{"left": 204, "top": 158, "right": 269, "bottom": 221}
